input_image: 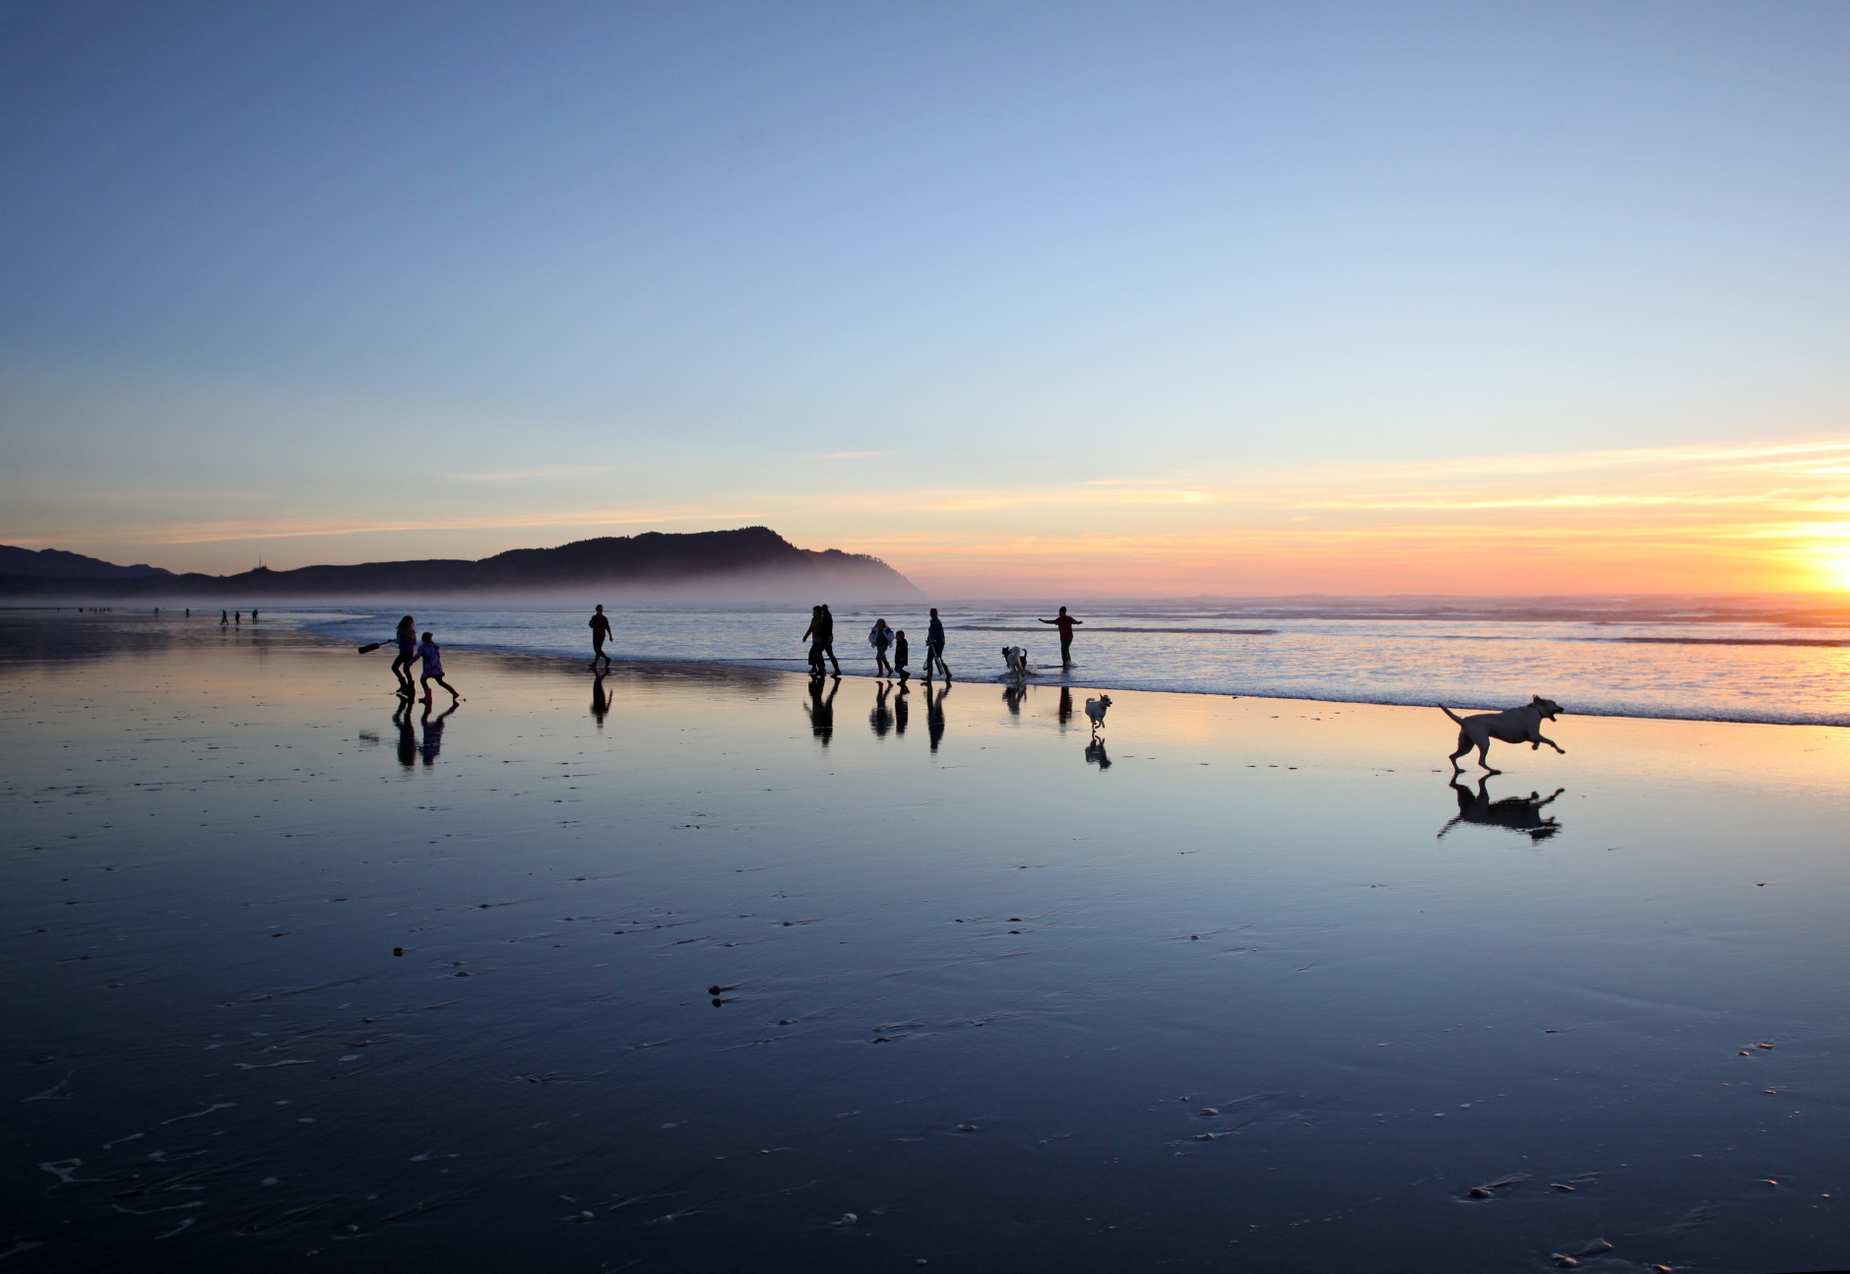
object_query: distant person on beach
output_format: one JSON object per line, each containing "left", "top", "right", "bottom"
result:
{"left": 235, "top": 610, "right": 241, "bottom": 625}
{"left": 924, "top": 607, "right": 950, "bottom": 680}
{"left": 416, "top": 631, "right": 462, "bottom": 704}
{"left": 819, "top": 604, "right": 841, "bottom": 675}
{"left": 802, "top": 604, "right": 840, "bottom": 676}
{"left": 220, "top": 610, "right": 228, "bottom": 626}
{"left": 588, "top": 605, "right": 614, "bottom": 671}
{"left": 184, "top": 608, "right": 190, "bottom": 618}
{"left": 869, "top": 617, "right": 894, "bottom": 677}
{"left": 390, "top": 615, "right": 417, "bottom": 698}
{"left": 893, "top": 629, "right": 909, "bottom": 681}
{"left": 251, "top": 609, "right": 259, "bottom": 622}
{"left": 1039, "top": 606, "right": 1082, "bottom": 666}
{"left": 802, "top": 606, "right": 826, "bottom": 676}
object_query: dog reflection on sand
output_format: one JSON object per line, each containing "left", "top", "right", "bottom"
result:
{"left": 1438, "top": 777, "right": 1564, "bottom": 841}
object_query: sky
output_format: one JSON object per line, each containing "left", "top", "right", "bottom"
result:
{"left": 3, "top": 0, "right": 1848, "bottom": 596}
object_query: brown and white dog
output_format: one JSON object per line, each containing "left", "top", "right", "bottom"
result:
{"left": 1439, "top": 697, "right": 1565, "bottom": 774}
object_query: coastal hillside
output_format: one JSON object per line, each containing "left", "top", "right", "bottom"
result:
{"left": 0, "top": 527, "right": 919, "bottom": 602}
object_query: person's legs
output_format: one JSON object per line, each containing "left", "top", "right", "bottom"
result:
{"left": 1060, "top": 638, "right": 1072, "bottom": 666}
{"left": 419, "top": 673, "right": 433, "bottom": 704}
{"left": 824, "top": 642, "right": 840, "bottom": 675}
{"left": 438, "top": 675, "right": 461, "bottom": 702}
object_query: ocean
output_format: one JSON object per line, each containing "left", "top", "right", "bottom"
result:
{"left": 282, "top": 597, "right": 1850, "bottom": 727}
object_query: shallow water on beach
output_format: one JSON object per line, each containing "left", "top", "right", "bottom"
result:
{"left": 2, "top": 615, "right": 1848, "bottom": 1271}
{"left": 284, "top": 598, "right": 1850, "bottom": 727}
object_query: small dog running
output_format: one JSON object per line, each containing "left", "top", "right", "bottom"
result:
{"left": 1439, "top": 697, "right": 1565, "bottom": 774}
{"left": 1084, "top": 694, "right": 1112, "bottom": 738}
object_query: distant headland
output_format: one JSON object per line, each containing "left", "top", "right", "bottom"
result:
{"left": 0, "top": 527, "right": 919, "bottom": 603}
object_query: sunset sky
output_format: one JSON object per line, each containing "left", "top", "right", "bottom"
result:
{"left": 4, "top": 2, "right": 1848, "bottom": 596}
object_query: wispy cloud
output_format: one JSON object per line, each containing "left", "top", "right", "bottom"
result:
{"left": 439, "top": 464, "right": 619, "bottom": 483}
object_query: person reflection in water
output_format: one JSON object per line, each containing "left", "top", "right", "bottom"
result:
{"left": 870, "top": 681, "right": 893, "bottom": 738}
{"left": 420, "top": 701, "right": 457, "bottom": 766}
{"left": 1085, "top": 737, "right": 1111, "bottom": 770}
{"left": 924, "top": 681, "right": 947, "bottom": 753}
{"left": 1058, "top": 686, "right": 1073, "bottom": 729}
{"left": 1437, "top": 778, "right": 1564, "bottom": 841}
{"left": 393, "top": 698, "right": 417, "bottom": 769}
{"left": 805, "top": 674, "right": 838, "bottom": 746}
{"left": 590, "top": 673, "right": 612, "bottom": 728}
{"left": 894, "top": 681, "right": 909, "bottom": 736}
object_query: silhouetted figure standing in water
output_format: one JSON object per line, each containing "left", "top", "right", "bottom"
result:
{"left": 802, "top": 606, "right": 826, "bottom": 676}
{"left": 590, "top": 673, "right": 612, "bottom": 727}
{"left": 184, "top": 608, "right": 190, "bottom": 618}
{"left": 390, "top": 615, "right": 417, "bottom": 699}
{"left": 1039, "top": 606, "right": 1081, "bottom": 667}
{"left": 893, "top": 629, "right": 909, "bottom": 682}
{"left": 805, "top": 675, "right": 838, "bottom": 746}
{"left": 869, "top": 617, "right": 894, "bottom": 677}
{"left": 924, "top": 681, "right": 947, "bottom": 753}
{"left": 235, "top": 610, "right": 241, "bottom": 626}
{"left": 923, "top": 607, "right": 951, "bottom": 680}
{"left": 588, "top": 604, "right": 614, "bottom": 671}
{"left": 220, "top": 610, "right": 228, "bottom": 626}
{"left": 802, "top": 604, "right": 841, "bottom": 676}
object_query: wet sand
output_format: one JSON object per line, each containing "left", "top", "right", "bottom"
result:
{"left": 3, "top": 613, "right": 1848, "bottom": 1271}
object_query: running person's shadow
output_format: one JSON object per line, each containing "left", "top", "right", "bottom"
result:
{"left": 1437, "top": 777, "right": 1564, "bottom": 841}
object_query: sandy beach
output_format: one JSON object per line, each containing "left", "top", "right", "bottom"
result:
{"left": 3, "top": 612, "right": 1848, "bottom": 1271}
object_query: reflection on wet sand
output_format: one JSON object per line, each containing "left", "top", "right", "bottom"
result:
{"left": 1058, "top": 685, "right": 1073, "bottom": 729}
{"left": 1438, "top": 777, "right": 1565, "bottom": 841}
{"left": 894, "top": 683, "right": 909, "bottom": 735}
{"left": 925, "top": 681, "right": 948, "bottom": 751}
{"left": 1085, "top": 737, "right": 1111, "bottom": 770}
{"left": 394, "top": 697, "right": 416, "bottom": 768}
{"left": 805, "top": 675, "right": 838, "bottom": 746}
{"left": 420, "top": 702, "right": 458, "bottom": 765}
{"left": 589, "top": 672, "right": 612, "bottom": 727}
{"left": 1003, "top": 681, "right": 1026, "bottom": 716}
{"left": 869, "top": 681, "right": 893, "bottom": 738}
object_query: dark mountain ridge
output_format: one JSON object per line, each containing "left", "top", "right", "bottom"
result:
{"left": 0, "top": 528, "right": 918, "bottom": 601}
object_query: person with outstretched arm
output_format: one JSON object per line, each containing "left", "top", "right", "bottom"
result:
{"left": 1038, "top": 606, "right": 1082, "bottom": 667}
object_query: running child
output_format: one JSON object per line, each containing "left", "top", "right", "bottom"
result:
{"left": 416, "top": 630, "right": 462, "bottom": 704}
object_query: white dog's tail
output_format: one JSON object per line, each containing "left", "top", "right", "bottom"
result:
{"left": 1438, "top": 704, "right": 1467, "bottom": 727}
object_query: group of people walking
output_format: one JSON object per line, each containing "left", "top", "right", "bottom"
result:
{"left": 801, "top": 604, "right": 954, "bottom": 682}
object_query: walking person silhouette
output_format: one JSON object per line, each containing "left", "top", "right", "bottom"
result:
{"left": 1038, "top": 606, "right": 1082, "bottom": 667}
{"left": 923, "top": 607, "right": 951, "bottom": 680}
{"left": 588, "top": 604, "right": 615, "bottom": 671}
{"left": 802, "top": 604, "right": 841, "bottom": 676}
{"left": 868, "top": 617, "right": 894, "bottom": 678}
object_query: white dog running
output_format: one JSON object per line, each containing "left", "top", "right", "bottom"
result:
{"left": 1084, "top": 694, "right": 1112, "bottom": 737}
